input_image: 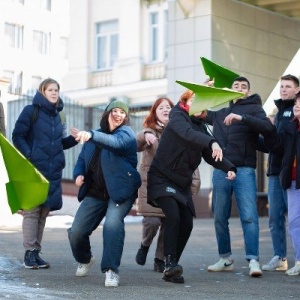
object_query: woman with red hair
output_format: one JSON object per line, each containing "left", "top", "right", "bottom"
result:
{"left": 135, "top": 98, "right": 174, "bottom": 272}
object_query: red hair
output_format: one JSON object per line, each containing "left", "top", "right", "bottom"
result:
{"left": 179, "top": 90, "right": 194, "bottom": 104}
{"left": 143, "top": 97, "right": 174, "bottom": 129}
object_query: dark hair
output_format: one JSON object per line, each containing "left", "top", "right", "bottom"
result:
{"left": 143, "top": 97, "right": 174, "bottom": 129}
{"left": 281, "top": 74, "right": 299, "bottom": 87}
{"left": 232, "top": 76, "right": 250, "bottom": 90}
{"left": 100, "top": 110, "right": 129, "bottom": 133}
{"left": 295, "top": 91, "right": 300, "bottom": 101}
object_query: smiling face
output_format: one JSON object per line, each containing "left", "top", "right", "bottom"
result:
{"left": 108, "top": 108, "right": 127, "bottom": 131}
{"left": 155, "top": 99, "right": 172, "bottom": 125}
{"left": 44, "top": 83, "right": 59, "bottom": 104}
{"left": 231, "top": 80, "right": 250, "bottom": 99}
{"left": 280, "top": 79, "right": 300, "bottom": 100}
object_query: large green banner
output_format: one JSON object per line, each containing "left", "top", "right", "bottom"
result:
{"left": 0, "top": 133, "right": 49, "bottom": 214}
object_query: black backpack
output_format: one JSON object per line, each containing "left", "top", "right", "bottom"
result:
{"left": 30, "top": 106, "right": 66, "bottom": 125}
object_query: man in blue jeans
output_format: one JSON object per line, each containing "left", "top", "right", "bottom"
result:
{"left": 203, "top": 77, "right": 273, "bottom": 277}
{"left": 262, "top": 74, "right": 299, "bottom": 271}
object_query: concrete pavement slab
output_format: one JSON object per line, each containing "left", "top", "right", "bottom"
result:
{"left": 0, "top": 216, "right": 299, "bottom": 299}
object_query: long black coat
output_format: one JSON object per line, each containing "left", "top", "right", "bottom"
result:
{"left": 267, "top": 98, "right": 294, "bottom": 176}
{"left": 265, "top": 120, "right": 300, "bottom": 190}
{"left": 147, "top": 103, "right": 236, "bottom": 216}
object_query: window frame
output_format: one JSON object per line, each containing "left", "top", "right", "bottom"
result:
{"left": 95, "top": 20, "right": 119, "bottom": 71}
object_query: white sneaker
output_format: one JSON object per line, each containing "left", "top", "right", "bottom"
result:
{"left": 105, "top": 269, "right": 119, "bottom": 287}
{"left": 207, "top": 258, "right": 234, "bottom": 272}
{"left": 285, "top": 264, "right": 300, "bottom": 276}
{"left": 262, "top": 255, "right": 288, "bottom": 271}
{"left": 249, "top": 259, "right": 262, "bottom": 277}
{"left": 75, "top": 256, "right": 95, "bottom": 277}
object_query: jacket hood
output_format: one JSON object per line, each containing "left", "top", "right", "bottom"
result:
{"left": 32, "top": 91, "right": 64, "bottom": 115}
{"left": 230, "top": 93, "right": 262, "bottom": 107}
{"left": 274, "top": 98, "right": 295, "bottom": 109}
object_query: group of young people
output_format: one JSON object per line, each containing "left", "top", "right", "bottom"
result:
{"left": 9, "top": 73, "right": 300, "bottom": 288}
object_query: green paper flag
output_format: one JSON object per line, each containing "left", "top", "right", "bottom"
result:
{"left": 176, "top": 80, "right": 245, "bottom": 115}
{"left": 200, "top": 57, "right": 240, "bottom": 88}
{"left": 0, "top": 133, "right": 49, "bottom": 214}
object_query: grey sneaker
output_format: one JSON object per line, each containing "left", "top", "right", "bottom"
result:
{"left": 285, "top": 264, "right": 300, "bottom": 276}
{"left": 249, "top": 259, "right": 262, "bottom": 277}
{"left": 207, "top": 258, "right": 234, "bottom": 272}
{"left": 105, "top": 269, "right": 119, "bottom": 287}
{"left": 262, "top": 256, "right": 288, "bottom": 271}
{"left": 76, "top": 256, "right": 95, "bottom": 277}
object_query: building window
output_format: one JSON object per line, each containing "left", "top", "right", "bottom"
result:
{"left": 12, "top": 0, "right": 25, "bottom": 4}
{"left": 40, "top": 0, "right": 51, "bottom": 11}
{"left": 5, "top": 23, "right": 23, "bottom": 49}
{"left": 150, "top": 12, "right": 158, "bottom": 62}
{"left": 95, "top": 20, "right": 119, "bottom": 70}
{"left": 163, "top": 9, "right": 168, "bottom": 60}
{"left": 31, "top": 76, "right": 42, "bottom": 90}
{"left": 4, "top": 70, "right": 23, "bottom": 95}
{"left": 33, "top": 30, "right": 51, "bottom": 54}
{"left": 147, "top": 4, "right": 168, "bottom": 63}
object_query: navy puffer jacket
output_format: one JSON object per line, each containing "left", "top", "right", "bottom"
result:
{"left": 12, "top": 91, "right": 77, "bottom": 211}
{"left": 73, "top": 126, "right": 141, "bottom": 204}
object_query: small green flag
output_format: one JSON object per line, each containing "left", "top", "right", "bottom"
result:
{"left": 176, "top": 80, "right": 244, "bottom": 116}
{"left": 0, "top": 133, "right": 49, "bottom": 214}
{"left": 200, "top": 57, "right": 240, "bottom": 88}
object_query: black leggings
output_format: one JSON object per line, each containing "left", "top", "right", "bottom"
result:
{"left": 157, "top": 196, "right": 193, "bottom": 261}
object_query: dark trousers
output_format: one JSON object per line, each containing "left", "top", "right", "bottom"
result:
{"left": 156, "top": 196, "right": 193, "bottom": 261}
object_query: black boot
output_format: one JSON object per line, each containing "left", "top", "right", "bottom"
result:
{"left": 162, "top": 274, "right": 185, "bottom": 284}
{"left": 135, "top": 243, "right": 149, "bottom": 265}
{"left": 163, "top": 255, "right": 183, "bottom": 280}
{"left": 154, "top": 258, "right": 165, "bottom": 273}
{"left": 33, "top": 249, "right": 50, "bottom": 268}
{"left": 24, "top": 250, "right": 39, "bottom": 269}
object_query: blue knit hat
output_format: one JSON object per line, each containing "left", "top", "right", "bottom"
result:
{"left": 105, "top": 100, "right": 129, "bottom": 115}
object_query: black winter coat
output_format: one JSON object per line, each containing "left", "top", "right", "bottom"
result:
{"left": 205, "top": 94, "right": 272, "bottom": 168}
{"left": 267, "top": 99, "right": 294, "bottom": 176}
{"left": 264, "top": 120, "right": 300, "bottom": 190}
{"left": 147, "top": 103, "right": 236, "bottom": 216}
{"left": 12, "top": 92, "right": 78, "bottom": 211}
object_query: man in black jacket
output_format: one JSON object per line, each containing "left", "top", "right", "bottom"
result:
{"left": 205, "top": 77, "right": 273, "bottom": 277}
{"left": 261, "top": 74, "right": 299, "bottom": 272}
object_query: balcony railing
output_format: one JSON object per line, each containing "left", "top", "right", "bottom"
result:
{"left": 90, "top": 70, "right": 112, "bottom": 87}
{"left": 90, "top": 63, "right": 166, "bottom": 88}
{"left": 143, "top": 63, "right": 166, "bottom": 80}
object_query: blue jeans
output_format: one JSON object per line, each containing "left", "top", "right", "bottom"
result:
{"left": 268, "top": 175, "right": 288, "bottom": 258}
{"left": 212, "top": 167, "right": 259, "bottom": 261}
{"left": 68, "top": 196, "right": 135, "bottom": 273}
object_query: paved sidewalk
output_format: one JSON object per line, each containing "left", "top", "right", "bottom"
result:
{"left": 0, "top": 216, "right": 299, "bottom": 299}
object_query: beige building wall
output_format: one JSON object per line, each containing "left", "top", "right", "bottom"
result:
{"left": 168, "top": 0, "right": 300, "bottom": 103}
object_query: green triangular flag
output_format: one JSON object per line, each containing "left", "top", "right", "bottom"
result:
{"left": 176, "top": 80, "right": 244, "bottom": 116}
{"left": 200, "top": 57, "right": 240, "bottom": 88}
{"left": 0, "top": 133, "right": 49, "bottom": 214}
